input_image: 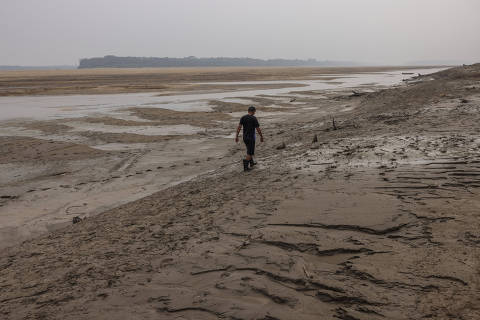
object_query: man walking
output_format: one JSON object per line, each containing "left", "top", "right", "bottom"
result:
{"left": 235, "top": 106, "right": 264, "bottom": 171}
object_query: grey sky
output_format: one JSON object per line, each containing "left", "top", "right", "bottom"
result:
{"left": 1, "top": 0, "right": 479, "bottom": 66}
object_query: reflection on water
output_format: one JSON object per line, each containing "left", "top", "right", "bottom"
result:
{"left": 0, "top": 68, "right": 445, "bottom": 121}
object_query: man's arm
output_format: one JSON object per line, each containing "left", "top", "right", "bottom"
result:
{"left": 256, "top": 127, "right": 264, "bottom": 142}
{"left": 235, "top": 124, "right": 242, "bottom": 143}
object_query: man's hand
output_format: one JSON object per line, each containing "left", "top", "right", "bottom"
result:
{"left": 256, "top": 127, "right": 264, "bottom": 143}
{"left": 236, "top": 124, "right": 242, "bottom": 143}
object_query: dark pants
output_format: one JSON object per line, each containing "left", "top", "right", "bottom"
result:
{"left": 244, "top": 139, "right": 255, "bottom": 156}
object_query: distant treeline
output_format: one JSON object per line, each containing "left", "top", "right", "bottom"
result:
{"left": 78, "top": 55, "right": 355, "bottom": 69}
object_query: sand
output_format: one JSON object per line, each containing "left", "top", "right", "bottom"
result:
{"left": 1, "top": 64, "right": 480, "bottom": 319}
{"left": 0, "top": 66, "right": 435, "bottom": 96}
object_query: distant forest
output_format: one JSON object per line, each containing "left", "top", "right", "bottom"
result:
{"left": 78, "top": 55, "right": 355, "bottom": 68}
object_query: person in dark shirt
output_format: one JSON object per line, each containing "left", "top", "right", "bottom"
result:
{"left": 235, "top": 106, "right": 264, "bottom": 171}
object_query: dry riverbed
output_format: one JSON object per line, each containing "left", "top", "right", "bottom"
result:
{"left": 0, "top": 66, "right": 412, "bottom": 249}
{"left": 1, "top": 65, "right": 480, "bottom": 319}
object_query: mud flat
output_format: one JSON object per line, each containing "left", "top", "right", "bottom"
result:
{"left": 0, "top": 67, "right": 442, "bottom": 249}
{"left": 1, "top": 65, "right": 480, "bottom": 319}
{"left": 0, "top": 66, "right": 436, "bottom": 96}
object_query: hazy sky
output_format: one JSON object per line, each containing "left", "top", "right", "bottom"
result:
{"left": 1, "top": 0, "right": 479, "bottom": 66}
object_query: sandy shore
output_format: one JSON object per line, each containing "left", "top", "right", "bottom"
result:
{"left": 1, "top": 67, "right": 426, "bottom": 249}
{"left": 0, "top": 66, "right": 436, "bottom": 96}
{"left": 1, "top": 64, "right": 480, "bottom": 319}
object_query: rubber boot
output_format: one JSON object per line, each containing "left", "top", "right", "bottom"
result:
{"left": 249, "top": 158, "right": 256, "bottom": 168}
{"left": 243, "top": 159, "right": 250, "bottom": 172}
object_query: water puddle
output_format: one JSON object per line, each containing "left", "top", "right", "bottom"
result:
{"left": 228, "top": 111, "right": 296, "bottom": 118}
{"left": 65, "top": 122, "right": 204, "bottom": 136}
{"left": 91, "top": 143, "right": 152, "bottom": 151}
{"left": 141, "top": 99, "right": 214, "bottom": 112}
{"left": 221, "top": 98, "right": 257, "bottom": 105}
{"left": 0, "top": 126, "right": 90, "bottom": 144}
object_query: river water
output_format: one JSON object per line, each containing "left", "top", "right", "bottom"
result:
{"left": 0, "top": 68, "right": 445, "bottom": 121}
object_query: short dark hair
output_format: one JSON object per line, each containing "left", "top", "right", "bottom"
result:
{"left": 248, "top": 106, "right": 256, "bottom": 112}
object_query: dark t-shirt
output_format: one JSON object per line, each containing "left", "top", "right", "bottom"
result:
{"left": 239, "top": 114, "right": 260, "bottom": 141}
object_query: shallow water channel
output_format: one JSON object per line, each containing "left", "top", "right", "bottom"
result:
{"left": 0, "top": 68, "right": 445, "bottom": 122}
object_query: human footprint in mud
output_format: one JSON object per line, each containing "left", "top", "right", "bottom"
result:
{"left": 235, "top": 106, "right": 264, "bottom": 172}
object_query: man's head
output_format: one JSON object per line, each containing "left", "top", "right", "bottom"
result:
{"left": 248, "top": 106, "right": 256, "bottom": 115}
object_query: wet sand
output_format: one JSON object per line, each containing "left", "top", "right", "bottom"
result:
{"left": 1, "top": 65, "right": 480, "bottom": 319}
{"left": 0, "top": 67, "right": 440, "bottom": 250}
{"left": 0, "top": 66, "right": 434, "bottom": 96}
